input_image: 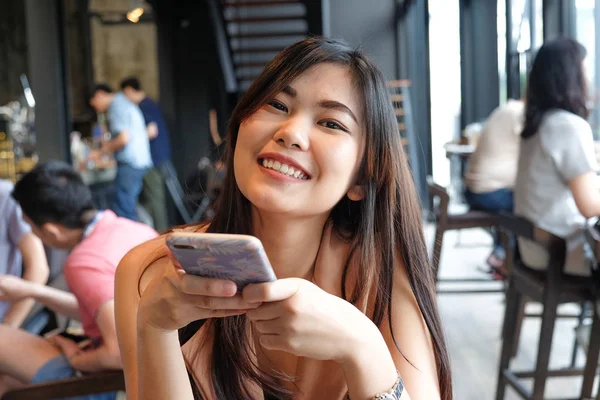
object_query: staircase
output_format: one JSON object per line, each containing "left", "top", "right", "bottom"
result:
{"left": 219, "top": 0, "right": 318, "bottom": 91}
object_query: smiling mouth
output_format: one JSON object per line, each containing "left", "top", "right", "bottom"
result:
{"left": 258, "top": 158, "right": 309, "bottom": 180}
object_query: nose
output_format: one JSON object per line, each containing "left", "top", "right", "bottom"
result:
{"left": 273, "top": 115, "right": 310, "bottom": 151}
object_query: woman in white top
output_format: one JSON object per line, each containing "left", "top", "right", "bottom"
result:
{"left": 515, "top": 37, "right": 599, "bottom": 276}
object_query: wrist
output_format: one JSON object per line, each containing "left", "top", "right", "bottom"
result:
{"left": 339, "top": 323, "right": 399, "bottom": 400}
{"left": 338, "top": 316, "right": 386, "bottom": 366}
{"left": 137, "top": 308, "right": 180, "bottom": 337}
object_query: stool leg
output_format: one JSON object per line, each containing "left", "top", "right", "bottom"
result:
{"left": 432, "top": 227, "right": 444, "bottom": 281}
{"left": 581, "top": 311, "right": 600, "bottom": 399}
{"left": 531, "top": 289, "right": 559, "bottom": 400}
{"left": 496, "top": 281, "right": 522, "bottom": 400}
{"left": 511, "top": 296, "right": 526, "bottom": 359}
{"left": 570, "top": 302, "right": 587, "bottom": 368}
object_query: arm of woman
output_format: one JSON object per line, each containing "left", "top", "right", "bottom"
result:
{"left": 343, "top": 257, "right": 441, "bottom": 400}
{"left": 383, "top": 258, "right": 442, "bottom": 399}
{"left": 114, "top": 237, "right": 191, "bottom": 400}
{"left": 548, "top": 115, "right": 600, "bottom": 218}
{"left": 569, "top": 171, "right": 600, "bottom": 218}
{"left": 115, "top": 236, "right": 259, "bottom": 400}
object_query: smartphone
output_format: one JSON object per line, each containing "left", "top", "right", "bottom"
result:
{"left": 165, "top": 232, "right": 277, "bottom": 291}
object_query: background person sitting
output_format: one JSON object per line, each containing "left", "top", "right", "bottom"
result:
{"left": 0, "top": 161, "right": 157, "bottom": 398}
{"left": 464, "top": 99, "right": 525, "bottom": 274}
{"left": 0, "top": 179, "right": 49, "bottom": 329}
{"left": 515, "top": 37, "right": 600, "bottom": 277}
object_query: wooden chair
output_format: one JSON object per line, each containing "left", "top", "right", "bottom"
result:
{"left": 159, "top": 159, "right": 216, "bottom": 224}
{"left": 2, "top": 370, "right": 125, "bottom": 400}
{"left": 426, "top": 176, "right": 500, "bottom": 293}
{"left": 495, "top": 213, "right": 600, "bottom": 400}
{"left": 388, "top": 80, "right": 424, "bottom": 203}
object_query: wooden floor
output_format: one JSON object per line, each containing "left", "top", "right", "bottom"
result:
{"left": 428, "top": 224, "right": 599, "bottom": 400}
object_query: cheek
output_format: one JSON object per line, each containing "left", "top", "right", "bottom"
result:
{"left": 318, "top": 140, "right": 361, "bottom": 183}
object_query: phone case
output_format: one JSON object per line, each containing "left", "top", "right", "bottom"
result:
{"left": 165, "top": 232, "right": 276, "bottom": 290}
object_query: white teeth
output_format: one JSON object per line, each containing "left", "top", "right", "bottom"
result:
{"left": 260, "top": 158, "right": 308, "bottom": 179}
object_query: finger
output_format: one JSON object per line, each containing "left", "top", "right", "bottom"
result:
{"left": 242, "top": 279, "right": 300, "bottom": 303}
{"left": 208, "top": 309, "right": 248, "bottom": 318}
{"left": 245, "top": 301, "right": 283, "bottom": 321}
{"left": 177, "top": 273, "right": 237, "bottom": 297}
{"left": 187, "top": 294, "right": 261, "bottom": 310}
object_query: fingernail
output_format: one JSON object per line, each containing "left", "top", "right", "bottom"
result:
{"left": 223, "top": 283, "right": 237, "bottom": 295}
{"left": 249, "top": 302, "right": 262, "bottom": 307}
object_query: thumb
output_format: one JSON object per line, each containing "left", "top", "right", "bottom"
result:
{"left": 242, "top": 278, "right": 301, "bottom": 303}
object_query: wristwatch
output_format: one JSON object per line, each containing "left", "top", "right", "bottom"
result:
{"left": 374, "top": 372, "right": 404, "bottom": 400}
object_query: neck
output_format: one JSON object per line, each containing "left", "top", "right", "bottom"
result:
{"left": 251, "top": 209, "right": 328, "bottom": 280}
{"left": 69, "top": 210, "right": 100, "bottom": 246}
{"left": 80, "top": 210, "right": 99, "bottom": 226}
{"left": 134, "top": 92, "right": 146, "bottom": 104}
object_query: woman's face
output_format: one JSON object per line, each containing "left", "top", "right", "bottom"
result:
{"left": 234, "top": 63, "right": 365, "bottom": 218}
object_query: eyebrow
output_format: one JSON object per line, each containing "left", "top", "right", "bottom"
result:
{"left": 281, "top": 85, "right": 359, "bottom": 124}
{"left": 318, "top": 100, "right": 359, "bottom": 124}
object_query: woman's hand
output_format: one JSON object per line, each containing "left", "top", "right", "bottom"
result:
{"left": 137, "top": 257, "right": 262, "bottom": 333}
{"left": 243, "top": 278, "right": 382, "bottom": 364}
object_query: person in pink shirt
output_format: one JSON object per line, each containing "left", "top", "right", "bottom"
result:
{"left": 0, "top": 161, "right": 158, "bottom": 399}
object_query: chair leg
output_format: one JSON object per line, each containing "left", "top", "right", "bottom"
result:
{"left": 432, "top": 227, "right": 444, "bottom": 281}
{"left": 511, "top": 296, "right": 527, "bottom": 359}
{"left": 531, "top": 289, "right": 559, "bottom": 400}
{"left": 570, "top": 302, "right": 587, "bottom": 368}
{"left": 581, "top": 311, "right": 600, "bottom": 399}
{"left": 496, "top": 282, "right": 522, "bottom": 400}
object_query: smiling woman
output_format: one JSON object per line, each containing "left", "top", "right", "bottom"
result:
{"left": 115, "top": 37, "right": 452, "bottom": 400}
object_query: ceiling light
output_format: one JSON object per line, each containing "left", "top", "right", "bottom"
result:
{"left": 126, "top": 7, "right": 144, "bottom": 23}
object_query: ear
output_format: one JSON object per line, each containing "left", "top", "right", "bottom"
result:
{"left": 347, "top": 185, "right": 365, "bottom": 201}
{"left": 41, "top": 222, "right": 62, "bottom": 241}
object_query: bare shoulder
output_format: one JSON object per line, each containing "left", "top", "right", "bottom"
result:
{"left": 116, "top": 235, "right": 170, "bottom": 299}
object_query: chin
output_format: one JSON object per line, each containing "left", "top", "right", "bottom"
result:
{"left": 245, "top": 189, "right": 297, "bottom": 215}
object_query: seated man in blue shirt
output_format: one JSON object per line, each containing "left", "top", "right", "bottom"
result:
{"left": 89, "top": 83, "right": 153, "bottom": 222}
{"left": 0, "top": 180, "right": 49, "bottom": 329}
{"left": 120, "top": 77, "right": 171, "bottom": 231}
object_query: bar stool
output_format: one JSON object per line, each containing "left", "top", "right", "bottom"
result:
{"left": 427, "top": 177, "right": 500, "bottom": 293}
{"left": 495, "top": 213, "right": 600, "bottom": 400}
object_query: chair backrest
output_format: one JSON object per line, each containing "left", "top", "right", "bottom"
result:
{"left": 497, "top": 212, "right": 567, "bottom": 284}
{"left": 159, "top": 160, "right": 192, "bottom": 224}
{"left": 426, "top": 176, "right": 449, "bottom": 226}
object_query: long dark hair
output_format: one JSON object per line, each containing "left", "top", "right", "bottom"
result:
{"left": 522, "top": 37, "right": 589, "bottom": 139}
{"left": 184, "top": 37, "right": 451, "bottom": 399}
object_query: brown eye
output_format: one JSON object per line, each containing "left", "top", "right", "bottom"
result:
{"left": 268, "top": 100, "right": 287, "bottom": 112}
{"left": 319, "top": 120, "right": 348, "bottom": 132}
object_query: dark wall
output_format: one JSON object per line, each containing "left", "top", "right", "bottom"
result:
{"left": 0, "top": 0, "right": 28, "bottom": 106}
{"left": 25, "top": 0, "right": 70, "bottom": 162}
{"left": 460, "top": 0, "right": 499, "bottom": 127}
{"left": 328, "top": 0, "right": 430, "bottom": 205}
{"left": 328, "top": 0, "right": 397, "bottom": 80}
{"left": 153, "top": 0, "right": 230, "bottom": 180}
